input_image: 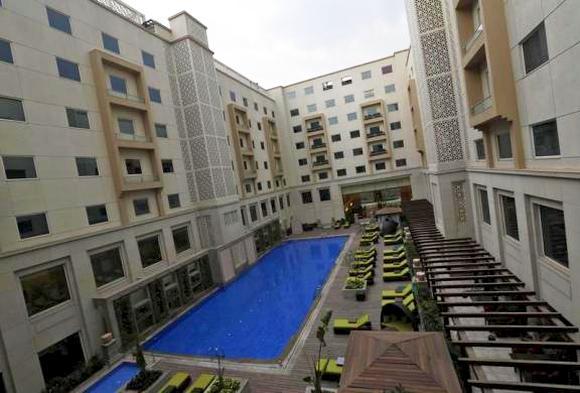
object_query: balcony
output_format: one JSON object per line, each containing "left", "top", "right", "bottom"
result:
{"left": 471, "top": 96, "right": 493, "bottom": 116}
{"left": 116, "top": 133, "right": 155, "bottom": 149}
{"left": 312, "top": 159, "right": 331, "bottom": 170}
{"left": 369, "top": 148, "right": 389, "bottom": 160}
{"left": 240, "top": 148, "right": 254, "bottom": 157}
{"left": 122, "top": 174, "right": 162, "bottom": 192}
{"left": 464, "top": 24, "right": 483, "bottom": 53}
{"left": 243, "top": 169, "right": 257, "bottom": 179}
{"left": 307, "top": 125, "right": 324, "bottom": 133}
{"left": 366, "top": 131, "right": 387, "bottom": 141}
{"left": 107, "top": 90, "right": 148, "bottom": 111}
{"left": 310, "top": 142, "right": 327, "bottom": 153}
{"left": 364, "top": 112, "right": 382, "bottom": 121}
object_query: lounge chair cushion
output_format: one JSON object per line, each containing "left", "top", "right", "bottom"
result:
{"left": 317, "top": 358, "right": 343, "bottom": 376}
{"left": 191, "top": 374, "right": 215, "bottom": 390}
{"left": 382, "top": 283, "right": 412, "bottom": 299}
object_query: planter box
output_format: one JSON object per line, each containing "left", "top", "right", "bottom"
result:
{"left": 342, "top": 282, "right": 367, "bottom": 301}
{"left": 207, "top": 377, "right": 250, "bottom": 393}
{"left": 125, "top": 371, "right": 169, "bottom": 393}
{"left": 305, "top": 387, "right": 338, "bottom": 393}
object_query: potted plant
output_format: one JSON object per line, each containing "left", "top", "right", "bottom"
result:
{"left": 124, "top": 340, "right": 164, "bottom": 392}
{"left": 342, "top": 277, "right": 367, "bottom": 301}
{"left": 205, "top": 351, "right": 249, "bottom": 393}
{"left": 304, "top": 311, "right": 337, "bottom": 393}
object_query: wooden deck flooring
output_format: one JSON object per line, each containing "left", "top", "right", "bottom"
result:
{"left": 154, "top": 225, "right": 410, "bottom": 392}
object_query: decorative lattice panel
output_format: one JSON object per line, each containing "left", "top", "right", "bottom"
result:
{"left": 427, "top": 75, "right": 457, "bottom": 119}
{"left": 178, "top": 72, "right": 198, "bottom": 106}
{"left": 420, "top": 30, "right": 451, "bottom": 76}
{"left": 195, "top": 169, "right": 215, "bottom": 200}
{"left": 414, "top": 0, "right": 444, "bottom": 33}
{"left": 433, "top": 119, "right": 463, "bottom": 162}
{"left": 452, "top": 181, "right": 467, "bottom": 223}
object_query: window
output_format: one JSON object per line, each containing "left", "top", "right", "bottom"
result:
{"left": 298, "top": 158, "right": 308, "bottom": 166}
{"left": 319, "top": 172, "right": 328, "bottom": 180}
{"left": 264, "top": 161, "right": 268, "bottom": 170}
{"left": 21, "top": 265, "right": 69, "bottom": 316}
{"left": 138, "top": 235, "right": 162, "bottom": 267}
{"left": 257, "top": 122, "right": 262, "bottom": 130}
{"left": 0, "top": 97, "right": 25, "bottom": 121}
{"left": 501, "top": 195, "right": 519, "bottom": 240}
{"left": 384, "top": 84, "right": 396, "bottom": 93}
{"left": 347, "top": 112, "right": 357, "bottom": 121}
{"left": 296, "top": 142, "right": 305, "bottom": 149}
{"left": 390, "top": 121, "right": 402, "bottom": 130}
{"left": 245, "top": 183, "right": 252, "bottom": 193}
{"left": 279, "top": 196, "right": 284, "bottom": 210}
{"left": 301, "top": 191, "right": 313, "bottom": 204}
{"left": 286, "top": 91, "right": 296, "bottom": 99}
{"left": 375, "top": 162, "right": 386, "bottom": 170}
{"left": 337, "top": 168, "right": 347, "bottom": 177}
{"left": 148, "top": 87, "right": 161, "bottom": 103}
{"left": 382, "top": 65, "right": 393, "bottom": 74}
{"left": 538, "top": 205, "right": 568, "bottom": 267}
{"left": 350, "top": 130, "right": 360, "bottom": 138}
{"left": 161, "top": 159, "right": 174, "bottom": 173}
{"left": 353, "top": 148, "right": 363, "bottom": 156}
{"left": 479, "top": 188, "right": 490, "bottom": 224}
{"left": 125, "top": 159, "right": 142, "bottom": 174}
{"left": 341, "top": 76, "right": 352, "bottom": 85}
{"left": 522, "top": 23, "right": 548, "bottom": 74}
{"left": 387, "top": 103, "right": 399, "bottom": 112}
{"left": 356, "top": 165, "right": 366, "bottom": 174}
{"left": 344, "top": 94, "right": 355, "bottom": 103}
{"left": 306, "top": 104, "right": 318, "bottom": 113}
{"left": 269, "top": 199, "right": 276, "bottom": 213}
{"left": 532, "top": 120, "right": 560, "bottom": 156}
{"left": 257, "top": 182, "right": 262, "bottom": 191}
{"left": 395, "top": 159, "right": 407, "bottom": 167}
{"left": 118, "top": 118, "right": 134, "bottom": 135}
{"left": 364, "top": 89, "right": 374, "bottom": 99}
{"left": 109, "top": 75, "right": 127, "bottom": 94}
{"left": 249, "top": 205, "right": 258, "bottom": 222}
{"left": 331, "top": 134, "right": 341, "bottom": 142}
{"left": 56, "top": 58, "right": 80, "bottom": 81}
{"left": 261, "top": 201, "right": 268, "bottom": 217}
{"left": 325, "top": 99, "right": 336, "bottom": 108}
{"left": 76, "top": 157, "right": 99, "bottom": 176}
{"left": 155, "top": 123, "right": 168, "bottom": 138}
{"left": 90, "top": 248, "right": 124, "bottom": 287}
{"left": 293, "top": 125, "right": 302, "bottom": 133}
{"left": 328, "top": 116, "right": 338, "bottom": 125}
{"left": 168, "top": 194, "right": 180, "bottom": 208}
{"left": 260, "top": 142, "right": 265, "bottom": 150}
{"left": 263, "top": 107, "right": 268, "bottom": 115}
{"left": 46, "top": 7, "right": 71, "bottom": 34}
{"left": 475, "top": 139, "right": 486, "bottom": 160}
{"left": 304, "top": 86, "right": 314, "bottom": 95}
{"left": 322, "top": 81, "right": 333, "bottom": 91}
{"left": 393, "top": 140, "right": 404, "bottom": 149}
{"left": 361, "top": 70, "right": 371, "bottom": 79}
{"left": 17, "top": 213, "right": 49, "bottom": 239}
{"left": 301, "top": 175, "right": 310, "bottom": 183}
{"left": 497, "top": 132, "right": 512, "bottom": 159}
{"left": 0, "top": 39, "right": 13, "bottom": 64}
{"left": 39, "top": 333, "right": 84, "bottom": 384}
{"left": 3, "top": 156, "right": 37, "bottom": 179}
{"left": 172, "top": 226, "right": 191, "bottom": 254}
{"left": 242, "top": 97, "right": 248, "bottom": 107}
{"left": 86, "top": 204, "right": 108, "bottom": 225}
{"left": 290, "top": 109, "right": 299, "bottom": 117}
{"left": 131, "top": 199, "right": 150, "bottom": 217}
{"left": 229, "top": 91, "right": 236, "bottom": 102}
{"left": 142, "top": 51, "right": 155, "bottom": 68}
{"left": 66, "top": 108, "right": 90, "bottom": 129}
{"left": 102, "top": 33, "right": 119, "bottom": 54}
{"left": 240, "top": 208, "right": 247, "bottom": 226}
{"left": 319, "top": 188, "right": 331, "bottom": 201}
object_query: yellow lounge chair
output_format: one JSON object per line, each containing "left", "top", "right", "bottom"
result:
{"left": 383, "top": 252, "right": 406, "bottom": 263}
{"left": 317, "top": 358, "right": 343, "bottom": 381}
{"left": 383, "top": 245, "right": 405, "bottom": 256}
{"left": 383, "top": 259, "right": 408, "bottom": 271}
{"left": 184, "top": 373, "right": 215, "bottom": 393}
{"left": 159, "top": 372, "right": 191, "bottom": 393}
{"left": 383, "top": 267, "right": 410, "bottom": 281}
{"left": 382, "top": 283, "right": 413, "bottom": 299}
{"left": 333, "top": 314, "right": 372, "bottom": 334}
{"left": 383, "top": 229, "right": 403, "bottom": 239}
{"left": 384, "top": 234, "right": 403, "bottom": 246}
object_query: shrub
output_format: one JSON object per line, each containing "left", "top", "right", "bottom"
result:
{"left": 208, "top": 377, "right": 241, "bottom": 393}
{"left": 125, "top": 369, "right": 162, "bottom": 392}
{"left": 43, "top": 356, "right": 104, "bottom": 393}
{"left": 344, "top": 277, "right": 365, "bottom": 289}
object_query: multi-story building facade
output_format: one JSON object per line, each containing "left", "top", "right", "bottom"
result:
{"left": 406, "top": 0, "right": 580, "bottom": 328}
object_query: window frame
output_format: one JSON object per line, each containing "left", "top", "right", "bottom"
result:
{"left": 46, "top": 7, "right": 72, "bottom": 35}
{"left": 142, "top": 50, "right": 156, "bottom": 68}
{"left": 498, "top": 192, "right": 519, "bottom": 241}
{"left": 75, "top": 157, "right": 99, "bottom": 177}
{"left": 0, "top": 38, "right": 14, "bottom": 64}
{"left": 530, "top": 119, "right": 560, "bottom": 158}
{"left": 531, "top": 198, "right": 568, "bottom": 269}
{"left": 168, "top": 193, "right": 181, "bottom": 209}
{"left": 476, "top": 186, "right": 491, "bottom": 225}
{"left": 19, "top": 262, "right": 71, "bottom": 317}
{"left": 16, "top": 212, "right": 50, "bottom": 240}
{"left": 56, "top": 57, "right": 81, "bottom": 82}
{"left": 521, "top": 22, "right": 549, "bottom": 75}
{"left": 0, "top": 96, "right": 26, "bottom": 121}
{"left": 2, "top": 155, "right": 37, "bottom": 180}
{"left": 172, "top": 225, "right": 192, "bottom": 255}
{"left": 101, "top": 32, "right": 120, "bottom": 54}
{"left": 496, "top": 132, "right": 513, "bottom": 160}
{"left": 88, "top": 244, "right": 126, "bottom": 289}
{"left": 137, "top": 233, "right": 164, "bottom": 269}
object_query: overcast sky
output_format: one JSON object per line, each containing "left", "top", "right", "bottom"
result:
{"left": 123, "top": 0, "right": 410, "bottom": 88}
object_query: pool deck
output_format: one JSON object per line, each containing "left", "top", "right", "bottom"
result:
{"left": 152, "top": 224, "right": 410, "bottom": 392}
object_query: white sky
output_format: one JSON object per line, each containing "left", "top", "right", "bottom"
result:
{"left": 123, "top": 0, "right": 410, "bottom": 88}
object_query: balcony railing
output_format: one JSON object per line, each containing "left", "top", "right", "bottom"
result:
{"left": 370, "top": 149, "right": 387, "bottom": 156}
{"left": 312, "top": 160, "right": 329, "bottom": 166}
{"left": 123, "top": 174, "right": 159, "bottom": 184}
{"left": 364, "top": 112, "right": 382, "bottom": 120}
{"left": 307, "top": 125, "right": 323, "bottom": 132}
{"left": 108, "top": 90, "right": 145, "bottom": 103}
{"left": 311, "top": 143, "right": 327, "bottom": 150}
{"left": 366, "top": 131, "right": 385, "bottom": 139}
{"left": 471, "top": 96, "right": 493, "bottom": 116}
{"left": 464, "top": 24, "right": 483, "bottom": 52}
{"left": 117, "top": 133, "right": 149, "bottom": 142}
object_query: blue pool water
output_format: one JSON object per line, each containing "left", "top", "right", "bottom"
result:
{"left": 85, "top": 362, "right": 139, "bottom": 393}
{"left": 144, "top": 236, "right": 347, "bottom": 360}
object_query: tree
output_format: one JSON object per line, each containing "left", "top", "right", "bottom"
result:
{"left": 303, "top": 310, "right": 333, "bottom": 393}
{"left": 133, "top": 339, "right": 147, "bottom": 371}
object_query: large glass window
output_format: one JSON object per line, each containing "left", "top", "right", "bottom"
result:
{"left": 479, "top": 188, "right": 490, "bottom": 224}
{"left": 532, "top": 120, "right": 560, "bottom": 157}
{"left": 138, "top": 235, "right": 162, "bottom": 268}
{"left": 102, "top": 33, "right": 119, "bottom": 54}
{"left": 172, "top": 226, "right": 191, "bottom": 254}
{"left": 475, "top": 139, "right": 486, "bottom": 160}
{"left": 66, "top": 108, "right": 90, "bottom": 129}
{"left": 118, "top": 118, "right": 134, "bottom": 135}
{"left": 56, "top": 57, "right": 80, "bottom": 81}
{"left": 125, "top": 159, "right": 142, "bottom": 174}
{"left": 501, "top": 195, "right": 519, "bottom": 240}
{"left": 38, "top": 333, "right": 84, "bottom": 384}
{"left": 133, "top": 198, "right": 150, "bottom": 216}
{"left": 249, "top": 205, "right": 258, "bottom": 222}
{"left": 0, "top": 97, "right": 25, "bottom": 121}
{"left": 155, "top": 123, "right": 167, "bottom": 138}
{"left": 110, "top": 75, "right": 127, "bottom": 94}
{"left": 168, "top": 194, "right": 180, "bottom": 208}
{"left": 301, "top": 191, "right": 313, "bottom": 204}
{"left": 539, "top": 205, "right": 568, "bottom": 267}
{"left": 319, "top": 188, "right": 331, "bottom": 201}
{"left": 3, "top": 156, "right": 36, "bottom": 179}
{"left": 90, "top": 248, "right": 124, "bottom": 287}
{"left": 46, "top": 7, "right": 72, "bottom": 34}
{"left": 142, "top": 51, "right": 155, "bottom": 68}
{"left": 21, "top": 265, "right": 70, "bottom": 316}
{"left": 17, "top": 213, "right": 49, "bottom": 239}
{"left": 497, "top": 132, "right": 512, "bottom": 159}
{"left": 148, "top": 87, "right": 162, "bottom": 103}
{"left": 75, "top": 157, "right": 98, "bottom": 176}
{"left": 0, "top": 39, "right": 13, "bottom": 64}
{"left": 522, "top": 22, "right": 549, "bottom": 74}
{"left": 261, "top": 201, "right": 268, "bottom": 217}
{"left": 86, "top": 204, "right": 108, "bottom": 225}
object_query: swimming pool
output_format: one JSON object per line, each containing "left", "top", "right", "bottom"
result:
{"left": 85, "top": 362, "right": 139, "bottom": 393}
{"left": 144, "top": 236, "right": 347, "bottom": 360}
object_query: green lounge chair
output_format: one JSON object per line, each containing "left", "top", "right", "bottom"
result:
{"left": 349, "top": 264, "right": 373, "bottom": 276}
{"left": 383, "top": 229, "right": 403, "bottom": 239}
{"left": 382, "top": 283, "right": 413, "bottom": 299}
{"left": 383, "top": 259, "right": 408, "bottom": 271}
{"left": 403, "top": 293, "right": 416, "bottom": 313}
{"left": 185, "top": 374, "right": 215, "bottom": 393}
{"left": 317, "top": 358, "right": 343, "bottom": 381}
{"left": 383, "top": 267, "right": 410, "bottom": 281}
{"left": 383, "top": 252, "right": 406, "bottom": 263}
{"left": 159, "top": 372, "right": 191, "bottom": 393}
{"left": 383, "top": 245, "right": 405, "bottom": 256}
{"left": 333, "top": 314, "right": 372, "bottom": 334}
{"left": 381, "top": 319, "right": 413, "bottom": 332}
{"left": 355, "top": 250, "right": 375, "bottom": 260}
{"left": 384, "top": 234, "right": 403, "bottom": 246}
